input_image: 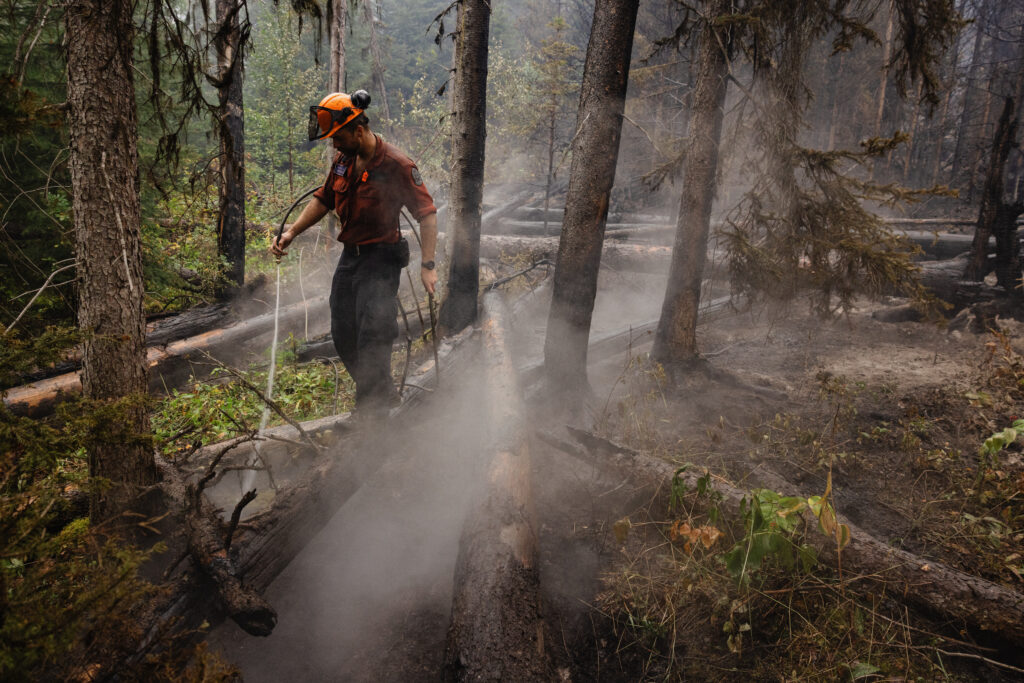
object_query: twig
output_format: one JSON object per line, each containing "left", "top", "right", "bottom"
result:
{"left": 484, "top": 259, "right": 554, "bottom": 291}
{"left": 924, "top": 648, "right": 1024, "bottom": 675}
{"left": 194, "top": 433, "right": 257, "bottom": 502}
{"left": 224, "top": 489, "right": 257, "bottom": 551}
{"left": 198, "top": 351, "right": 320, "bottom": 453}
{"left": 621, "top": 114, "right": 669, "bottom": 158}
{"left": 4, "top": 263, "right": 75, "bottom": 336}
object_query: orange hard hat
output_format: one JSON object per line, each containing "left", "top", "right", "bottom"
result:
{"left": 308, "top": 90, "right": 371, "bottom": 140}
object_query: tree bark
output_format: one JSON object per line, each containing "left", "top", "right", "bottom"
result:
{"left": 215, "top": 0, "right": 246, "bottom": 296}
{"left": 650, "top": 0, "right": 729, "bottom": 367}
{"left": 66, "top": 0, "right": 155, "bottom": 523}
{"left": 328, "top": 0, "right": 347, "bottom": 92}
{"left": 439, "top": 0, "right": 491, "bottom": 334}
{"left": 363, "top": 0, "right": 392, "bottom": 123}
{"left": 950, "top": 1, "right": 990, "bottom": 187}
{"left": 543, "top": 0, "right": 640, "bottom": 396}
{"left": 965, "top": 97, "right": 1017, "bottom": 281}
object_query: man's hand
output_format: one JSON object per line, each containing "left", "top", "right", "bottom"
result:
{"left": 270, "top": 226, "right": 294, "bottom": 258}
{"left": 421, "top": 264, "right": 437, "bottom": 294}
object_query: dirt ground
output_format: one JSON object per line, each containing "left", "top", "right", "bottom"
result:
{"left": 210, "top": 270, "right": 1024, "bottom": 680}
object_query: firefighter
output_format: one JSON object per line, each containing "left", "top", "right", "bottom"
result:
{"left": 271, "top": 90, "right": 438, "bottom": 416}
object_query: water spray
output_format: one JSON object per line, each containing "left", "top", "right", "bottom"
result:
{"left": 241, "top": 187, "right": 320, "bottom": 494}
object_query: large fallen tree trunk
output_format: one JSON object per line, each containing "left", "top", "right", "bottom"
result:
{"left": 518, "top": 294, "right": 734, "bottom": 386}
{"left": 125, "top": 327, "right": 476, "bottom": 669}
{"left": 445, "top": 291, "right": 549, "bottom": 681}
{"left": 4, "top": 295, "right": 329, "bottom": 417}
{"left": 474, "top": 234, "right": 672, "bottom": 272}
{"left": 547, "top": 428, "right": 1024, "bottom": 648}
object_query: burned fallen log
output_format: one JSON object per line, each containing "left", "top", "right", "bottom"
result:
{"left": 444, "top": 291, "right": 549, "bottom": 681}
{"left": 916, "top": 256, "right": 1001, "bottom": 307}
{"left": 127, "top": 327, "right": 477, "bottom": 669}
{"left": 476, "top": 234, "right": 672, "bottom": 273}
{"left": 3, "top": 295, "right": 329, "bottom": 417}
{"left": 155, "top": 454, "right": 277, "bottom": 636}
{"left": 546, "top": 428, "right": 1024, "bottom": 649}
{"left": 518, "top": 294, "right": 734, "bottom": 386}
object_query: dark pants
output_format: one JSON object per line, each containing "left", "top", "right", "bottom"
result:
{"left": 330, "top": 244, "right": 402, "bottom": 412}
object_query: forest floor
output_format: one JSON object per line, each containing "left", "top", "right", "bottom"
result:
{"left": 209, "top": 268, "right": 1024, "bottom": 681}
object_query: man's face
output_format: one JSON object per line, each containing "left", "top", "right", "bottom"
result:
{"left": 331, "top": 125, "right": 360, "bottom": 156}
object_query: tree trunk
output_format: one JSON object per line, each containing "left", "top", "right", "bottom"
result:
{"left": 363, "top": 0, "right": 392, "bottom": 124}
{"left": 543, "top": 0, "right": 640, "bottom": 396}
{"left": 439, "top": 0, "right": 491, "bottom": 334}
{"left": 950, "top": 1, "right": 991, "bottom": 192}
{"left": 965, "top": 97, "right": 1017, "bottom": 281}
{"left": 328, "top": 0, "right": 347, "bottom": 92}
{"left": 66, "top": 0, "right": 155, "bottom": 523}
{"left": 951, "top": 2, "right": 991, "bottom": 190}
{"left": 650, "top": 0, "right": 729, "bottom": 367}
{"left": 215, "top": 0, "right": 246, "bottom": 296}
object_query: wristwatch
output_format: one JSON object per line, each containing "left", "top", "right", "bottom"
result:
{"left": 421, "top": 260, "right": 436, "bottom": 270}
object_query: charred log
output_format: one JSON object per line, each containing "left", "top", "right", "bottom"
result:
{"left": 4, "top": 295, "right": 328, "bottom": 417}
{"left": 445, "top": 292, "right": 549, "bottom": 681}
{"left": 127, "top": 328, "right": 476, "bottom": 668}
{"left": 546, "top": 428, "right": 1024, "bottom": 648}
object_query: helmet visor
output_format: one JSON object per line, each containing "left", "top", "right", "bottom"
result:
{"left": 308, "top": 105, "right": 356, "bottom": 141}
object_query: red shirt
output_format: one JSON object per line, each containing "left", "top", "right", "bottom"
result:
{"left": 313, "top": 134, "right": 437, "bottom": 245}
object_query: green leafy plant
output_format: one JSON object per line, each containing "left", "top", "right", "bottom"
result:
{"left": 723, "top": 488, "right": 818, "bottom": 585}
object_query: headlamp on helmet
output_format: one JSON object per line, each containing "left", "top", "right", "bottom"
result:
{"left": 307, "top": 89, "right": 371, "bottom": 141}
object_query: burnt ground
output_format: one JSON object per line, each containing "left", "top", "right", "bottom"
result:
{"left": 208, "top": 267, "right": 1024, "bottom": 681}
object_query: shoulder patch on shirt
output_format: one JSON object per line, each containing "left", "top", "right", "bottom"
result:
{"left": 411, "top": 167, "right": 423, "bottom": 186}
{"left": 334, "top": 163, "right": 347, "bottom": 176}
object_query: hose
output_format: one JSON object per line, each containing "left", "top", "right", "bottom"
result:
{"left": 242, "top": 187, "right": 321, "bottom": 494}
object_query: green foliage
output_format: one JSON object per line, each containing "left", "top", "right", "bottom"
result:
{"left": 723, "top": 488, "right": 818, "bottom": 585}
{"left": 0, "top": 329, "right": 156, "bottom": 679}
{"left": 244, "top": 3, "right": 328, "bottom": 217}
{"left": 154, "top": 355, "right": 353, "bottom": 450}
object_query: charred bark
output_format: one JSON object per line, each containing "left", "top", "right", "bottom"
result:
{"left": 439, "top": 0, "right": 491, "bottom": 334}
{"left": 543, "top": 0, "right": 640, "bottom": 396}
{"left": 66, "top": 0, "right": 155, "bottom": 522}
{"left": 445, "top": 292, "right": 548, "bottom": 681}
{"left": 651, "top": 0, "right": 730, "bottom": 367}
{"left": 215, "top": 0, "right": 247, "bottom": 296}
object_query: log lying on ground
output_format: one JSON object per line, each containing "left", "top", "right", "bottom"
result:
{"left": 517, "top": 294, "right": 734, "bottom": 386}
{"left": 3, "top": 295, "right": 329, "bottom": 417}
{"left": 7, "top": 304, "right": 232, "bottom": 390}
{"left": 127, "top": 327, "right": 477, "bottom": 667}
{"left": 916, "top": 256, "right": 1001, "bottom": 307}
{"left": 545, "top": 428, "right": 1024, "bottom": 648}
{"left": 476, "top": 234, "right": 672, "bottom": 273}
{"left": 155, "top": 455, "right": 277, "bottom": 636}
{"left": 445, "top": 291, "right": 549, "bottom": 681}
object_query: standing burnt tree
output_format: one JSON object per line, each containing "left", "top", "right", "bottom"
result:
{"left": 651, "top": 0, "right": 960, "bottom": 371}
{"left": 439, "top": 0, "right": 491, "bottom": 333}
{"left": 965, "top": 96, "right": 1024, "bottom": 290}
{"left": 651, "top": 0, "right": 731, "bottom": 370}
{"left": 66, "top": 0, "right": 155, "bottom": 522}
{"left": 214, "top": 0, "right": 249, "bottom": 296}
{"left": 543, "top": 0, "right": 640, "bottom": 396}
